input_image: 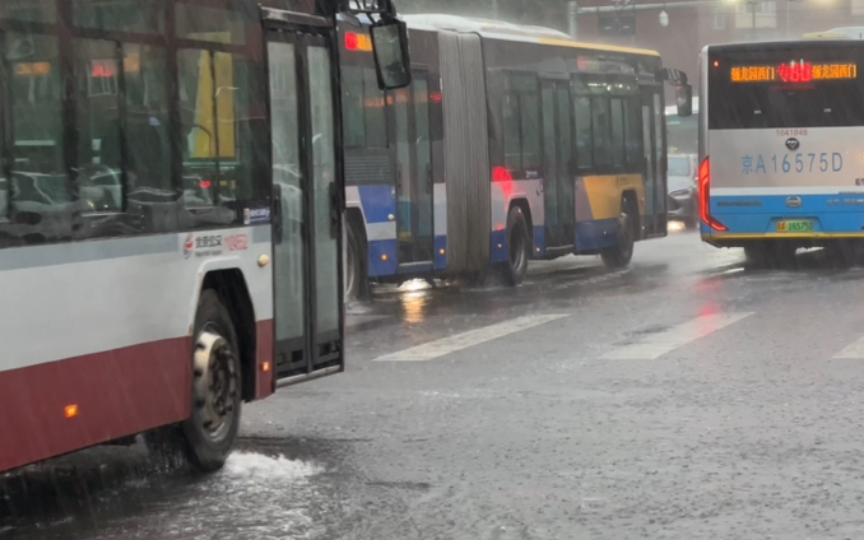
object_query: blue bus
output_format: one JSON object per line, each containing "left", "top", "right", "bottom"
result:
{"left": 341, "top": 14, "right": 692, "bottom": 298}
{"left": 700, "top": 40, "right": 864, "bottom": 265}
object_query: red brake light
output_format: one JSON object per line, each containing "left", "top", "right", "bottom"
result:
{"left": 698, "top": 157, "right": 727, "bottom": 232}
{"left": 200, "top": 180, "right": 212, "bottom": 189}
{"left": 492, "top": 166, "right": 512, "bottom": 182}
{"left": 345, "top": 32, "right": 359, "bottom": 51}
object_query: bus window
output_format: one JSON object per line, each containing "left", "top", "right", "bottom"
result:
{"left": 624, "top": 97, "right": 643, "bottom": 168}
{"left": 503, "top": 73, "right": 541, "bottom": 172}
{"left": 123, "top": 44, "right": 172, "bottom": 197}
{"left": 573, "top": 95, "right": 593, "bottom": 170}
{"left": 342, "top": 65, "right": 387, "bottom": 149}
{"left": 6, "top": 31, "right": 67, "bottom": 210}
{"left": 175, "top": 2, "right": 245, "bottom": 45}
{"left": 73, "top": 0, "right": 163, "bottom": 34}
{"left": 503, "top": 94, "right": 521, "bottom": 170}
{"left": 591, "top": 96, "right": 611, "bottom": 168}
{"left": 342, "top": 66, "right": 366, "bottom": 148}
{"left": 610, "top": 98, "right": 626, "bottom": 168}
{"left": 364, "top": 68, "right": 387, "bottom": 148}
{"left": 1, "top": 0, "right": 56, "bottom": 23}
{"left": 74, "top": 38, "right": 124, "bottom": 213}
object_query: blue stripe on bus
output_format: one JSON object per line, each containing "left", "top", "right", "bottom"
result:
{"left": 532, "top": 227, "right": 545, "bottom": 258}
{"left": 434, "top": 236, "right": 447, "bottom": 269}
{"left": 575, "top": 218, "right": 620, "bottom": 252}
{"left": 713, "top": 194, "right": 864, "bottom": 216}
{"left": 490, "top": 229, "right": 507, "bottom": 264}
{"left": 357, "top": 185, "right": 395, "bottom": 225}
{"left": 367, "top": 239, "right": 397, "bottom": 277}
{"left": 711, "top": 195, "right": 864, "bottom": 234}
{"left": 368, "top": 236, "right": 450, "bottom": 278}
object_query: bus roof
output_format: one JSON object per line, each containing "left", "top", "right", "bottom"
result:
{"left": 400, "top": 13, "right": 660, "bottom": 57}
{"left": 705, "top": 38, "right": 860, "bottom": 51}
{"left": 803, "top": 27, "right": 864, "bottom": 39}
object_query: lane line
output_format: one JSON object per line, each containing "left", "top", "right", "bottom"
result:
{"left": 373, "top": 314, "right": 570, "bottom": 362}
{"left": 600, "top": 312, "right": 755, "bottom": 360}
{"left": 833, "top": 336, "right": 864, "bottom": 358}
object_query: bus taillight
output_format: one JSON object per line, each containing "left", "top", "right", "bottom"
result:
{"left": 699, "top": 157, "right": 727, "bottom": 232}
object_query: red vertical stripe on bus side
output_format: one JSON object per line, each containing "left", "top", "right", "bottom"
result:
{"left": 256, "top": 319, "right": 274, "bottom": 399}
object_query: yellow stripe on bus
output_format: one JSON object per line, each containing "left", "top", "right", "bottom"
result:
{"left": 580, "top": 174, "right": 646, "bottom": 221}
{"left": 538, "top": 38, "right": 659, "bottom": 57}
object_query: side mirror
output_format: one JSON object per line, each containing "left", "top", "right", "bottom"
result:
{"left": 370, "top": 17, "right": 411, "bottom": 90}
{"left": 676, "top": 84, "right": 693, "bottom": 117}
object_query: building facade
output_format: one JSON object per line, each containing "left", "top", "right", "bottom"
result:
{"left": 573, "top": 0, "right": 864, "bottom": 97}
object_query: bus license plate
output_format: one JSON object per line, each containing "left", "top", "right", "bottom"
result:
{"left": 776, "top": 219, "right": 815, "bottom": 233}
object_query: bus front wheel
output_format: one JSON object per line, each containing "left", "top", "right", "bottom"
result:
{"left": 182, "top": 289, "right": 242, "bottom": 473}
{"left": 501, "top": 206, "right": 530, "bottom": 286}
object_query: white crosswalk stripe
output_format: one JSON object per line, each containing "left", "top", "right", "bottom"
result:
{"left": 373, "top": 314, "right": 570, "bottom": 362}
{"left": 600, "top": 312, "right": 755, "bottom": 360}
{"left": 833, "top": 336, "right": 864, "bottom": 358}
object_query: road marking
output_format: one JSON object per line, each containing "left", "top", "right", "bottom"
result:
{"left": 833, "top": 336, "right": 864, "bottom": 358}
{"left": 373, "top": 314, "right": 570, "bottom": 362}
{"left": 600, "top": 312, "right": 754, "bottom": 360}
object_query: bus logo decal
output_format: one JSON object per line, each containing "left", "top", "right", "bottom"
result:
{"left": 183, "top": 233, "right": 195, "bottom": 259}
{"left": 785, "top": 138, "right": 800, "bottom": 151}
{"left": 786, "top": 196, "right": 803, "bottom": 208}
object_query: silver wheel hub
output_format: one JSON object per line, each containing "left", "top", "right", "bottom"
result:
{"left": 192, "top": 330, "right": 237, "bottom": 442}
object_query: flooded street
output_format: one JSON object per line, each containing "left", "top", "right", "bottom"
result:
{"left": 8, "top": 229, "right": 864, "bottom": 539}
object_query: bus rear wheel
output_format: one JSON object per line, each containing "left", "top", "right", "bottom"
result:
{"left": 501, "top": 206, "right": 530, "bottom": 286}
{"left": 601, "top": 200, "right": 635, "bottom": 269}
{"left": 744, "top": 241, "right": 796, "bottom": 269}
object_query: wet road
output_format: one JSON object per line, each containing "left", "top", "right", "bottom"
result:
{"left": 7, "top": 227, "right": 864, "bottom": 539}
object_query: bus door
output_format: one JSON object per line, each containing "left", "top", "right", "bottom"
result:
{"left": 641, "top": 84, "right": 667, "bottom": 237}
{"left": 393, "top": 70, "right": 434, "bottom": 268}
{"left": 264, "top": 12, "right": 343, "bottom": 383}
{"left": 541, "top": 78, "right": 576, "bottom": 251}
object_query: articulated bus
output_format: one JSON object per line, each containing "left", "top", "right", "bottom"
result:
{"left": 699, "top": 40, "right": 864, "bottom": 264}
{"left": 339, "top": 14, "right": 692, "bottom": 298}
{"left": 0, "top": 0, "right": 408, "bottom": 474}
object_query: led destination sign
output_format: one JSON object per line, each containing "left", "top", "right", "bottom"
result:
{"left": 730, "top": 62, "right": 858, "bottom": 83}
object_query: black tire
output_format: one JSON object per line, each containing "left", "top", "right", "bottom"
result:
{"left": 825, "top": 240, "right": 862, "bottom": 268}
{"left": 745, "top": 241, "right": 796, "bottom": 269}
{"left": 683, "top": 214, "right": 698, "bottom": 230}
{"left": 181, "top": 289, "right": 242, "bottom": 473}
{"left": 345, "top": 223, "right": 368, "bottom": 302}
{"left": 500, "top": 206, "right": 530, "bottom": 286}
{"left": 601, "top": 198, "right": 636, "bottom": 269}
{"left": 743, "top": 244, "right": 768, "bottom": 268}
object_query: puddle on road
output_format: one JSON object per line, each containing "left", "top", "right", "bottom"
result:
{"left": 2, "top": 452, "right": 330, "bottom": 540}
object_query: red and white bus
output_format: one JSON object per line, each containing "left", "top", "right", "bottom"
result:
{"left": 0, "top": 0, "right": 408, "bottom": 474}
